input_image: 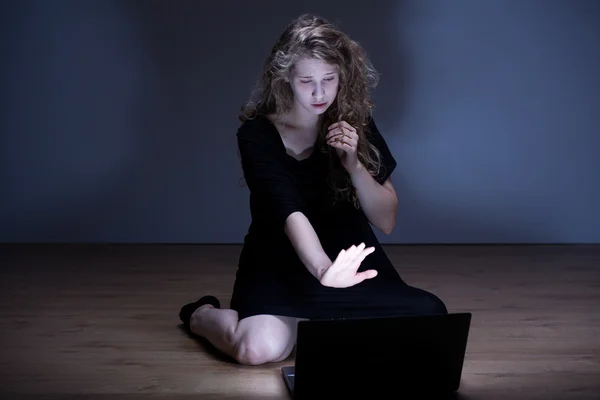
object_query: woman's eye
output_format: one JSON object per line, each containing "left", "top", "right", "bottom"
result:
{"left": 299, "top": 77, "right": 334, "bottom": 84}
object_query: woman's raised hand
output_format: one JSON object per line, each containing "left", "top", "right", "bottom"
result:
{"left": 319, "top": 243, "right": 377, "bottom": 288}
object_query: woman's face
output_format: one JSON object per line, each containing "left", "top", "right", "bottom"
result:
{"left": 288, "top": 58, "right": 339, "bottom": 116}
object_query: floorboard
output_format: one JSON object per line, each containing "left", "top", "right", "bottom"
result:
{"left": 0, "top": 244, "right": 598, "bottom": 399}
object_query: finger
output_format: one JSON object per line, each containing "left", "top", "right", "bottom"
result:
{"left": 327, "top": 138, "right": 353, "bottom": 149}
{"left": 355, "top": 269, "right": 378, "bottom": 283}
{"left": 336, "top": 246, "right": 354, "bottom": 267}
{"left": 329, "top": 121, "right": 353, "bottom": 130}
{"left": 327, "top": 125, "right": 355, "bottom": 140}
{"left": 328, "top": 137, "right": 357, "bottom": 151}
{"left": 346, "top": 243, "right": 364, "bottom": 259}
{"left": 327, "top": 141, "right": 348, "bottom": 152}
{"left": 327, "top": 131, "right": 357, "bottom": 143}
{"left": 325, "top": 128, "right": 358, "bottom": 142}
{"left": 363, "top": 246, "right": 375, "bottom": 256}
{"left": 347, "top": 244, "right": 358, "bottom": 256}
{"left": 341, "top": 142, "right": 354, "bottom": 150}
{"left": 326, "top": 129, "right": 345, "bottom": 140}
{"left": 349, "top": 242, "right": 364, "bottom": 251}
{"left": 332, "top": 142, "right": 355, "bottom": 153}
{"left": 327, "top": 134, "right": 355, "bottom": 145}
{"left": 350, "top": 246, "right": 374, "bottom": 266}
{"left": 339, "top": 244, "right": 358, "bottom": 265}
{"left": 339, "top": 121, "right": 356, "bottom": 133}
{"left": 335, "top": 121, "right": 356, "bottom": 137}
{"left": 328, "top": 122, "right": 342, "bottom": 131}
{"left": 326, "top": 132, "right": 341, "bottom": 141}
{"left": 346, "top": 244, "right": 369, "bottom": 265}
{"left": 326, "top": 126, "right": 356, "bottom": 140}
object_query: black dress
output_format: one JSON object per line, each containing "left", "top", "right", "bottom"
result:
{"left": 230, "top": 115, "right": 447, "bottom": 321}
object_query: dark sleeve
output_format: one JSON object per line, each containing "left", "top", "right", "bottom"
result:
{"left": 237, "top": 125, "right": 308, "bottom": 230}
{"left": 366, "top": 117, "right": 397, "bottom": 184}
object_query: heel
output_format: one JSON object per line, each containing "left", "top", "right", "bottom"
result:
{"left": 179, "top": 295, "right": 221, "bottom": 330}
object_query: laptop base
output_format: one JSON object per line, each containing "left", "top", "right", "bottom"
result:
{"left": 280, "top": 313, "right": 471, "bottom": 399}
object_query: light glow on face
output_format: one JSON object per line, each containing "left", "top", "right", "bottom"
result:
{"left": 289, "top": 58, "right": 339, "bottom": 116}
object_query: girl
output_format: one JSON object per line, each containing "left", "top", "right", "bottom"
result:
{"left": 179, "top": 13, "right": 447, "bottom": 366}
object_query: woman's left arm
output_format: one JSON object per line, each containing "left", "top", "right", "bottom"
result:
{"left": 327, "top": 118, "right": 399, "bottom": 235}
{"left": 350, "top": 165, "right": 398, "bottom": 234}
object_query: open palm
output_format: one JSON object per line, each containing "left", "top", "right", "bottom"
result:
{"left": 320, "top": 243, "right": 377, "bottom": 288}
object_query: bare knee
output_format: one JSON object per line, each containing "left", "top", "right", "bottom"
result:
{"left": 234, "top": 334, "right": 291, "bottom": 366}
{"left": 231, "top": 315, "right": 300, "bottom": 366}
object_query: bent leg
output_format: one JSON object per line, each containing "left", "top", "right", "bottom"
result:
{"left": 367, "top": 283, "right": 448, "bottom": 317}
{"left": 234, "top": 314, "right": 302, "bottom": 365}
{"left": 189, "top": 305, "right": 239, "bottom": 357}
{"left": 190, "top": 305, "right": 303, "bottom": 365}
{"left": 404, "top": 285, "right": 448, "bottom": 315}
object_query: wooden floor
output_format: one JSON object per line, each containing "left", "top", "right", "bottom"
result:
{"left": 0, "top": 244, "right": 598, "bottom": 399}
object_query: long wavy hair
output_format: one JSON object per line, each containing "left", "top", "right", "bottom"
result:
{"left": 239, "top": 14, "right": 382, "bottom": 208}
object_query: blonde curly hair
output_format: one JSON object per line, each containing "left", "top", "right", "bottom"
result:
{"left": 240, "top": 14, "right": 383, "bottom": 208}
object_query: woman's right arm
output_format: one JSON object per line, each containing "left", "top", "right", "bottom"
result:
{"left": 237, "top": 125, "right": 332, "bottom": 281}
{"left": 285, "top": 211, "right": 377, "bottom": 287}
{"left": 284, "top": 211, "right": 332, "bottom": 281}
{"left": 237, "top": 124, "right": 375, "bottom": 287}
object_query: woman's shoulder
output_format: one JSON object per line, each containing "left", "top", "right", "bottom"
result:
{"left": 237, "top": 114, "right": 276, "bottom": 141}
{"left": 364, "top": 114, "right": 387, "bottom": 144}
{"left": 236, "top": 114, "right": 287, "bottom": 159}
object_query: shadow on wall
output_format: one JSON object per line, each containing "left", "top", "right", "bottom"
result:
{"left": 379, "top": 0, "right": 577, "bottom": 245}
{"left": 1, "top": 0, "right": 152, "bottom": 242}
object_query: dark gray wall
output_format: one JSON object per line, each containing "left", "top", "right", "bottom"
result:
{"left": 2, "top": 0, "right": 599, "bottom": 244}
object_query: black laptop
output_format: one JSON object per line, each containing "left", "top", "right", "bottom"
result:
{"left": 282, "top": 312, "right": 472, "bottom": 399}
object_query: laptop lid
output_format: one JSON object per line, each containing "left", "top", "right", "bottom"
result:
{"left": 290, "top": 312, "right": 471, "bottom": 399}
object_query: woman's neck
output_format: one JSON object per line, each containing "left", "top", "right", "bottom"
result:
{"left": 284, "top": 104, "right": 322, "bottom": 131}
